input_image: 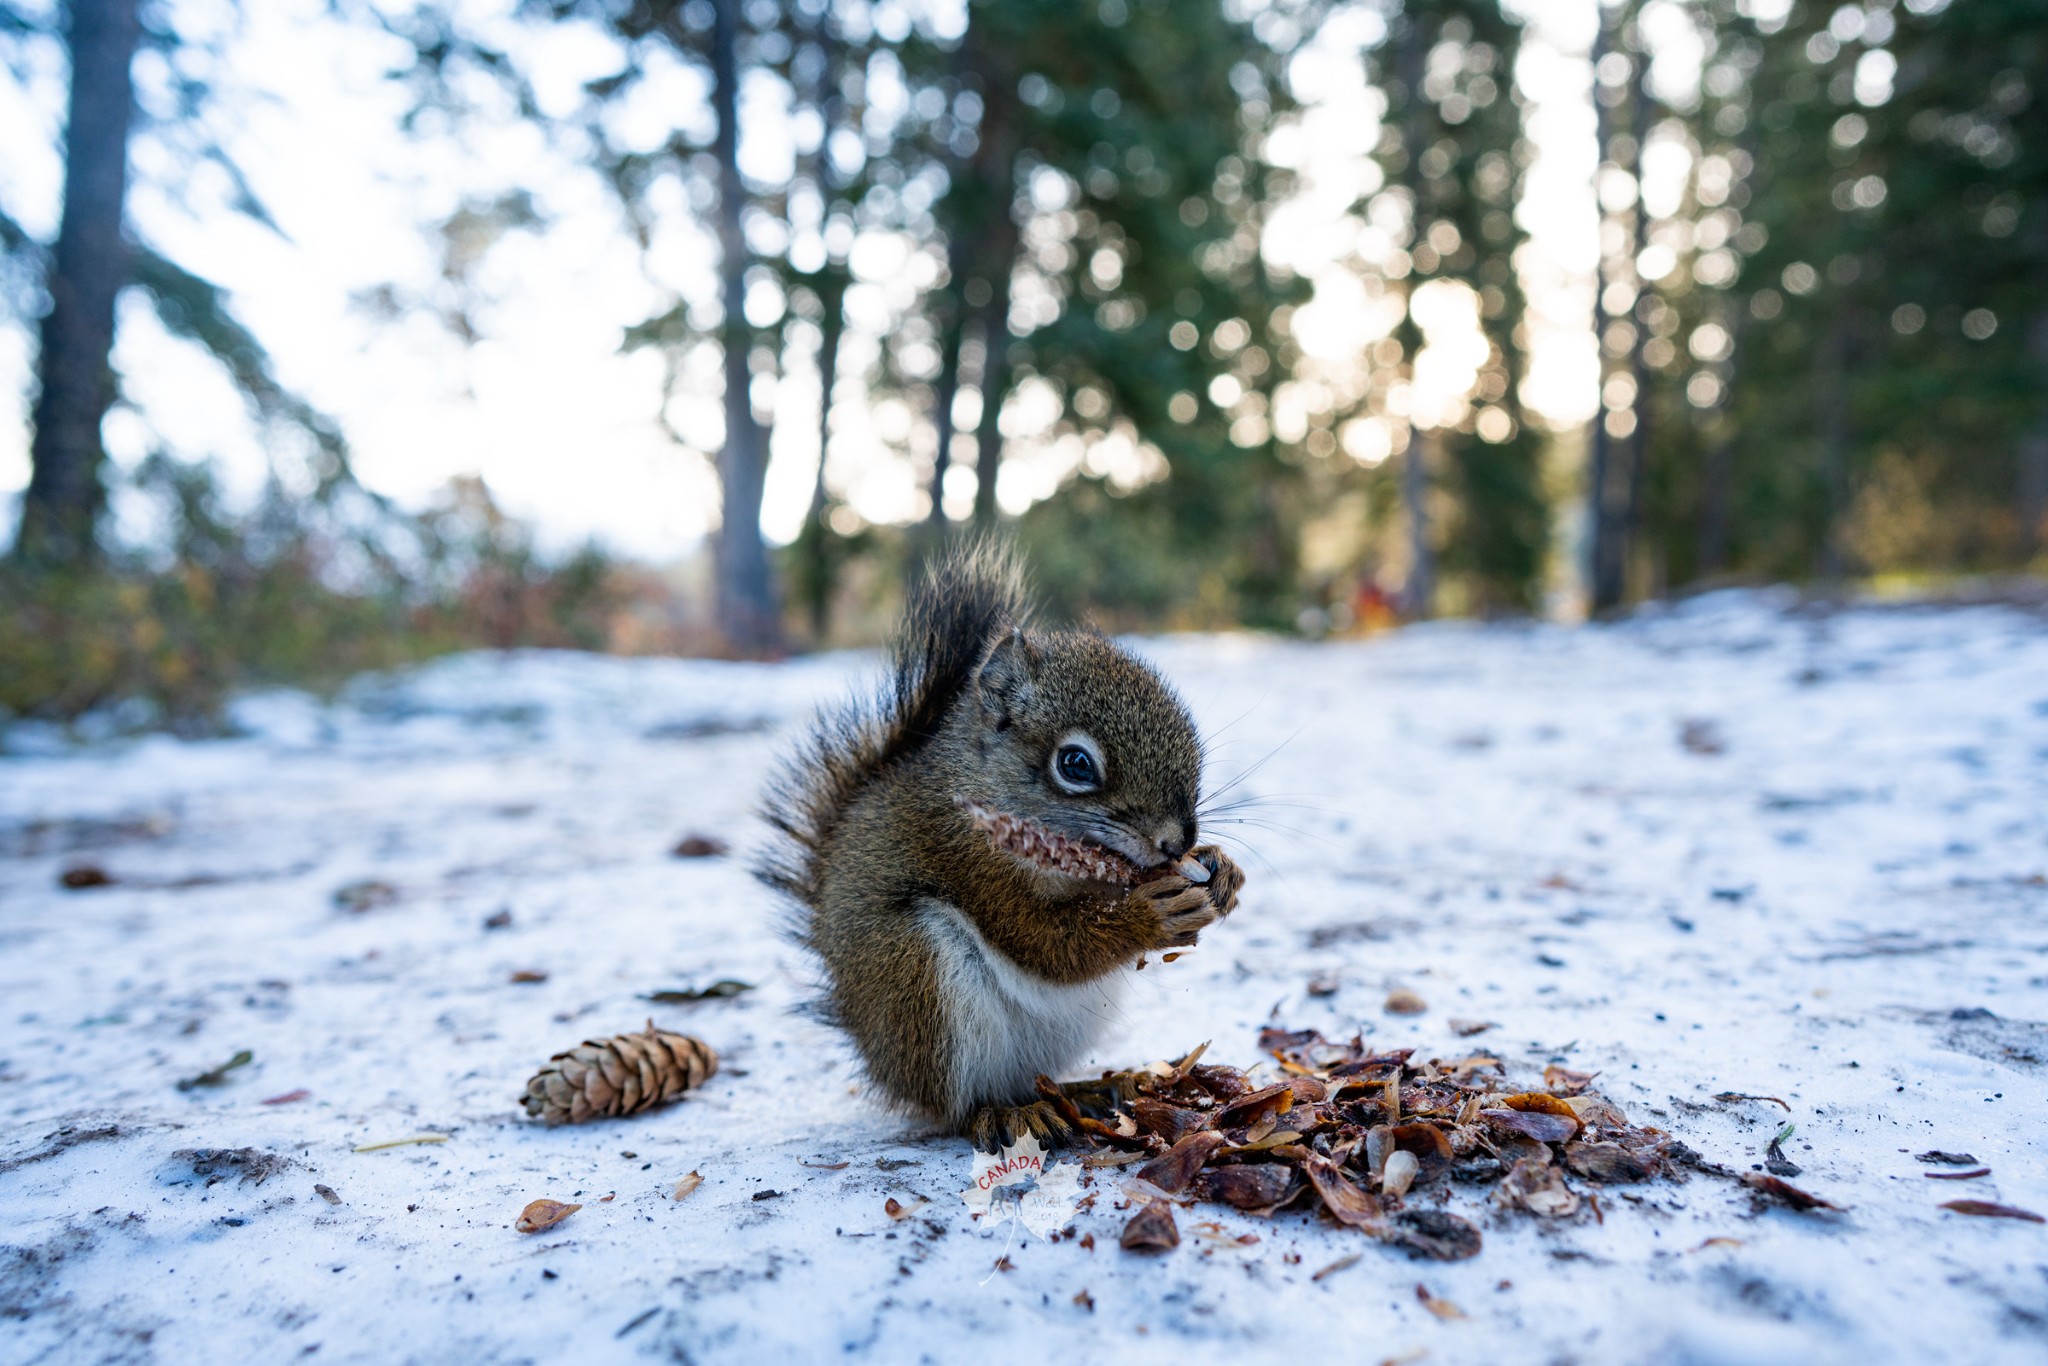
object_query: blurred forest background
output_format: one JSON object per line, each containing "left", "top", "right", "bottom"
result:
{"left": 0, "top": 0, "right": 2042, "bottom": 730}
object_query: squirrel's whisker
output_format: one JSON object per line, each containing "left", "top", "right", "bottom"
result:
{"left": 1201, "top": 815, "right": 1329, "bottom": 848}
{"left": 1199, "top": 724, "right": 1307, "bottom": 811}
{"left": 1193, "top": 687, "right": 1274, "bottom": 760}
{"left": 1200, "top": 792, "right": 1325, "bottom": 819}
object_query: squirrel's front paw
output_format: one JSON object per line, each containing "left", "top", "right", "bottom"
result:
{"left": 1191, "top": 845, "right": 1244, "bottom": 917}
{"left": 1129, "top": 874, "right": 1220, "bottom": 949}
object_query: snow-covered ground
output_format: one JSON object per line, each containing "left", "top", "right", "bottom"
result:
{"left": 3, "top": 590, "right": 2046, "bottom": 1366}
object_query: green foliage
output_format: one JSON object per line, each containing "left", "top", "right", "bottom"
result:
{"left": 14, "top": 0, "right": 2043, "bottom": 676}
{"left": 1016, "top": 478, "right": 1231, "bottom": 630}
{"left": 0, "top": 463, "right": 625, "bottom": 732}
{"left": 1624, "top": 0, "right": 2048, "bottom": 590}
{"left": 1441, "top": 428, "right": 1548, "bottom": 612}
{"left": 909, "top": 0, "right": 1316, "bottom": 627}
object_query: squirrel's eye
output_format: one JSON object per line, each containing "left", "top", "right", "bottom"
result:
{"left": 1052, "top": 744, "right": 1101, "bottom": 792}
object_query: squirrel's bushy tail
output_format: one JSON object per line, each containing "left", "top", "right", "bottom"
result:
{"left": 756, "top": 537, "right": 1031, "bottom": 926}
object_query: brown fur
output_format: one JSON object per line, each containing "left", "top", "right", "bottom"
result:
{"left": 756, "top": 539, "right": 1244, "bottom": 1138}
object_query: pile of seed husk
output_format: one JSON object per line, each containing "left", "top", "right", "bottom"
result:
{"left": 1048, "top": 1026, "right": 1693, "bottom": 1260}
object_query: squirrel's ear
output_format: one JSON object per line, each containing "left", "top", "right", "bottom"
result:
{"left": 976, "top": 628, "right": 1038, "bottom": 729}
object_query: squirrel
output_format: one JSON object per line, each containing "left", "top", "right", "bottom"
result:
{"left": 757, "top": 539, "right": 1244, "bottom": 1148}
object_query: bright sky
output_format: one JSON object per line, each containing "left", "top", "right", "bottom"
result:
{"left": 0, "top": 0, "right": 1651, "bottom": 562}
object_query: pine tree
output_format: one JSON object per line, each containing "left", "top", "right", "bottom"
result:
{"left": 900, "top": 0, "right": 1314, "bottom": 627}
{"left": 4, "top": 0, "right": 354, "bottom": 567}
{"left": 1363, "top": 0, "right": 1544, "bottom": 616}
{"left": 1697, "top": 0, "right": 2045, "bottom": 581}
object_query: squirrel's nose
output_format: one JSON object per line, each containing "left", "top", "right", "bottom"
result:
{"left": 1155, "top": 822, "right": 1195, "bottom": 861}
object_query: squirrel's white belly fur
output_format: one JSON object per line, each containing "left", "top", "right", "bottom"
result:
{"left": 917, "top": 899, "right": 1125, "bottom": 1121}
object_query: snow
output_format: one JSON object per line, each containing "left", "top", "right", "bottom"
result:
{"left": 3, "top": 591, "right": 2046, "bottom": 1365}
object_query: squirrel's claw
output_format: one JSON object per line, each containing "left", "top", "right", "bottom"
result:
{"left": 965, "top": 1099, "right": 1077, "bottom": 1151}
{"left": 1160, "top": 906, "right": 1217, "bottom": 947}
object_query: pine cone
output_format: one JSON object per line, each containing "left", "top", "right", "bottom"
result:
{"left": 521, "top": 1021, "right": 718, "bottom": 1125}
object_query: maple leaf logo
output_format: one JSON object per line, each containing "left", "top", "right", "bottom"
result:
{"left": 960, "top": 1133, "right": 1081, "bottom": 1242}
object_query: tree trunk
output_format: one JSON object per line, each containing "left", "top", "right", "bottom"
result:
{"left": 972, "top": 295, "right": 1013, "bottom": 527}
{"left": 709, "top": 0, "right": 780, "bottom": 654}
{"left": 1402, "top": 427, "right": 1436, "bottom": 619}
{"left": 1617, "top": 37, "right": 1654, "bottom": 605}
{"left": 806, "top": 276, "right": 848, "bottom": 530}
{"left": 1583, "top": 12, "right": 1612, "bottom": 613}
{"left": 798, "top": 267, "right": 847, "bottom": 642}
{"left": 1393, "top": 13, "right": 1434, "bottom": 620}
{"left": 970, "top": 104, "right": 1021, "bottom": 528}
{"left": 17, "top": 0, "right": 141, "bottom": 567}
{"left": 924, "top": 267, "right": 966, "bottom": 531}
{"left": 1590, "top": 10, "right": 1652, "bottom": 614}
{"left": 794, "top": 5, "right": 848, "bottom": 642}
